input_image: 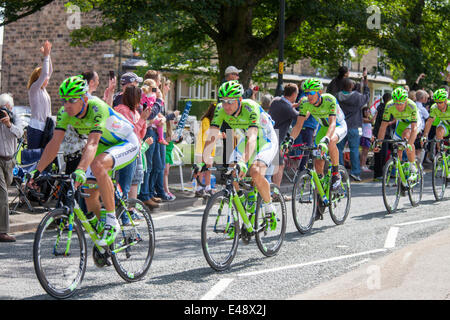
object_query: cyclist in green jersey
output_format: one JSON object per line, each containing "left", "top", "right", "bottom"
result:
{"left": 421, "top": 88, "right": 450, "bottom": 150}
{"left": 281, "top": 78, "right": 348, "bottom": 191}
{"left": 28, "top": 76, "right": 140, "bottom": 246}
{"left": 374, "top": 87, "right": 420, "bottom": 179}
{"left": 201, "top": 80, "right": 279, "bottom": 215}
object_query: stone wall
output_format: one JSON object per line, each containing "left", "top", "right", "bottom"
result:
{"left": 1, "top": 0, "right": 132, "bottom": 112}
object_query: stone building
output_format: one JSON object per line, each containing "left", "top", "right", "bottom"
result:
{"left": 0, "top": 0, "right": 132, "bottom": 113}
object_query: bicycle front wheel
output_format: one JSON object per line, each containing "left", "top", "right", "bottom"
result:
{"left": 112, "top": 198, "right": 155, "bottom": 282}
{"left": 33, "top": 208, "right": 87, "bottom": 299}
{"left": 408, "top": 161, "right": 423, "bottom": 207}
{"left": 329, "top": 165, "right": 351, "bottom": 225}
{"left": 201, "top": 190, "right": 240, "bottom": 271}
{"left": 432, "top": 152, "right": 447, "bottom": 201}
{"left": 382, "top": 158, "right": 401, "bottom": 214}
{"left": 292, "top": 170, "right": 317, "bottom": 234}
{"left": 255, "top": 184, "right": 287, "bottom": 257}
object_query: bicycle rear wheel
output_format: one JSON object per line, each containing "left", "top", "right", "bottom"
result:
{"left": 408, "top": 161, "right": 423, "bottom": 206}
{"left": 382, "top": 158, "right": 401, "bottom": 214}
{"left": 33, "top": 208, "right": 87, "bottom": 299}
{"left": 201, "top": 190, "right": 240, "bottom": 271}
{"left": 432, "top": 153, "right": 447, "bottom": 201}
{"left": 292, "top": 170, "right": 316, "bottom": 234}
{"left": 112, "top": 198, "right": 155, "bottom": 282}
{"left": 255, "top": 184, "right": 287, "bottom": 257}
{"left": 329, "top": 165, "right": 351, "bottom": 225}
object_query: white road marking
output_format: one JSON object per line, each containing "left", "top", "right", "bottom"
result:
{"left": 395, "top": 215, "right": 450, "bottom": 227}
{"left": 153, "top": 207, "right": 205, "bottom": 221}
{"left": 200, "top": 278, "right": 234, "bottom": 300}
{"left": 236, "top": 248, "right": 387, "bottom": 277}
{"left": 384, "top": 227, "right": 399, "bottom": 249}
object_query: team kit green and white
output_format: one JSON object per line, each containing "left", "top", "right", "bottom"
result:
{"left": 298, "top": 93, "right": 347, "bottom": 145}
{"left": 428, "top": 100, "right": 450, "bottom": 137}
{"left": 382, "top": 98, "right": 422, "bottom": 140}
{"left": 55, "top": 96, "right": 140, "bottom": 181}
{"left": 211, "top": 99, "right": 279, "bottom": 166}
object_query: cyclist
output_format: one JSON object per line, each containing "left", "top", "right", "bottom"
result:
{"left": 27, "top": 75, "right": 140, "bottom": 246}
{"left": 374, "top": 87, "right": 421, "bottom": 180}
{"left": 200, "top": 80, "right": 278, "bottom": 216}
{"left": 281, "top": 78, "right": 347, "bottom": 191}
{"left": 421, "top": 88, "right": 450, "bottom": 152}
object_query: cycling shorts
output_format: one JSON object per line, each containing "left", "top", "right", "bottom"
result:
{"left": 314, "top": 121, "right": 347, "bottom": 146}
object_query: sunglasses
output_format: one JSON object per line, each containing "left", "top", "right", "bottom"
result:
{"left": 394, "top": 101, "right": 406, "bottom": 105}
{"left": 220, "top": 99, "right": 237, "bottom": 105}
{"left": 62, "top": 97, "right": 81, "bottom": 104}
{"left": 437, "top": 101, "right": 446, "bottom": 105}
{"left": 305, "top": 91, "right": 318, "bottom": 96}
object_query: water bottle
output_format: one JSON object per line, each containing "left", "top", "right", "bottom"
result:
{"left": 237, "top": 190, "right": 246, "bottom": 205}
{"left": 192, "top": 178, "right": 197, "bottom": 192}
{"left": 85, "top": 211, "right": 98, "bottom": 231}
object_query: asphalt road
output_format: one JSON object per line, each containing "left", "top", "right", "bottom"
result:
{"left": 1, "top": 172, "right": 449, "bottom": 301}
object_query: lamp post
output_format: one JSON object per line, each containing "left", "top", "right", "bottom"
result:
{"left": 275, "top": 0, "right": 285, "bottom": 97}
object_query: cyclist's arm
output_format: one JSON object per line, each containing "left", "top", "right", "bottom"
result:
{"left": 408, "top": 121, "right": 418, "bottom": 145}
{"left": 290, "top": 114, "right": 308, "bottom": 140}
{"left": 202, "top": 125, "right": 220, "bottom": 166}
{"left": 76, "top": 132, "right": 102, "bottom": 172}
{"left": 376, "top": 121, "right": 390, "bottom": 142}
{"left": 422, "top": 116, "right": 435, "bottom": 139}
{"left": 325, "top": 115, "right": 337, "bottom": 141}
{"left": 36, "top": 129, "right": 65, "bottom": 172}
{"left": 243, "top": 126, "right": 258, "bottom": 164}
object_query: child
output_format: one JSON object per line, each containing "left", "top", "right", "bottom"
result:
{"left": 360, "top": 106, "right": 373, "bottom": 172}
{"left": 141, "top": 79, "right": 169, "bottom": 145}
{"left": 163, "top": 119, "right": 176, "bottom": 201}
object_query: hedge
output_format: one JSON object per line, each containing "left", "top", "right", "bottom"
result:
{"left": 178, "top": 99, "right": 216, "bottom": 120}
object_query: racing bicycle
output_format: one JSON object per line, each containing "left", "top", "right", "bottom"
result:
{"left": 201, "top": 167, "right": 287, "bottom": 271}
{"left": 290, "top": 145, "right": 351, "bottom": 234}
{"left": 32, "top": 172, "right": 155, "bottom": 299}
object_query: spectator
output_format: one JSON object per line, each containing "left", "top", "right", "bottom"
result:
{"left": 194, "top": 102, "right": 218, "bottom": 197}
{"left": 409, "top": 90, "right": 417, "bottom": 102}
{"left": 412, "top": 73, "right": 426, "bottom": 91}
{"left": 81, "top": 70, "right": 116, "bottom": 106}
{"left": 415, "top": 90, "right": 430, "bottom": 164}
{"left": 163, "top": 120, "right": 176, "bottom": 201}
{"left": 139, "top": 70, "right": 180, "bottom": 205}
{"left": 268, "top": 83, "right": 300, "bottom": 187}
{"left": 0, "top": 93, "right": 24, "bottom": 242}
{"left": 336, "top": 76, "right": 370, "bottom": 181}
{"left": 112, "top": 72, "right": 143, "bottom": 107}
{"left": 115, "top": 86, "right": 153, "bottom": 218}
{"left": 27, "top": 40, "right": 52, "bottom": 149}
{"left": 360, "top": 106, "right": 373, "bottom": 172}
{"left": 260, "top": 94, "right": 273, "bottom": 112}
{"left": 372, "top": 92, "right": 393, "bottom": 181}
{"left": 327, "top": 66, "right": 349, "bottom": 98}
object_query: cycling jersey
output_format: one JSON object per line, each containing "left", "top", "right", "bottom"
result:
{"left": 55, "top": 96, "right": 139, "bottom": 179}
{"left": 382, "top": 98, "right": 418, "bottom": 123}
{"left": 211, "top": 99, "right": 278, "bottom": 166}
{"left": 298, "top": 93, "right": 347, "bottom": 145}
{"left": 298, "top": 93, "right": 346, "bottom": 127}
{"left": 382, "top": 98, "right": 421, "bottom": 140}
{"left": 429, "top": 100, "right": 450, "bottom": 137}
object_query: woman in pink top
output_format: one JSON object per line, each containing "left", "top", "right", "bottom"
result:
{"left": 115, "top": 87, "right": 152, "bottom": 222}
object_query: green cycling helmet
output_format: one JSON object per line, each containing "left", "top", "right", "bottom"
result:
{"left": 433, "top": 88, "right": 448, "bottom": 102}
{"left": 391, "top": 87, "right": 408, "bottom": 103}
{"left": 302, "top": 78, "right": 323, "bottom": 91}
{"left": 59, "top": 75, "right": 88, "bottom": 100}
{"left": 218, "top": 80, "right": 244, "bottom": 98}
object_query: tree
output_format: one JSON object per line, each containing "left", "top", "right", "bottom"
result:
{"left": 0, "top": 0, "right": 54, "bottom": 26}
{"left": 65, "top": 0, "right": 372, "bottom": 87}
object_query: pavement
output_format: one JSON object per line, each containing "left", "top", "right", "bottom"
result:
{"left": 8, "top": 160, "right": 450, "bottom": 300}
